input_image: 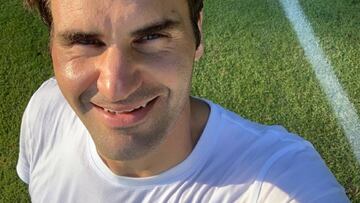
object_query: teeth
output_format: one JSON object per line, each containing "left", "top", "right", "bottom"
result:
{"left": 103, "top": 102, "right": 147, "bottom": 114}
{"left": 121, "top": 108, "right": 135, "bottom": 113}
{"left": 105, "top": 109, "right": 112, "bottom": 113}
{"left": 104, "top": 108, "right": 116, "bottom": 114}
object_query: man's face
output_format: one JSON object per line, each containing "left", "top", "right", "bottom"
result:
{"left": 50, "top": 0, "right": 203, "bottom": 160}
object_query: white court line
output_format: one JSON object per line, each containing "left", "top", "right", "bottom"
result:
{"left": 280, "top": 0, "right": 360, "bottom": 161}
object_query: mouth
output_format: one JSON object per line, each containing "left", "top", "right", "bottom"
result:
{"left": 102, "top": 100, "right": 151, "bottom": 114}
{"left": 91, "top": 96, "right": 159, "bottom": 128}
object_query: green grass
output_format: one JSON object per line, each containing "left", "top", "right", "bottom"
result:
{"left": 0, "top": 1, "right": 52, "bottom": 202}
{"left": 299, "top": 0, "right": 360, "bottom": 115}
{"left": 298, "top": 0, "right": 360, "bottom": 199}
{"left": 0, "top": 0, "right": 359, "bottom": 202}
{"left": 193, "top": 0, "right": 360, "bottom": 201}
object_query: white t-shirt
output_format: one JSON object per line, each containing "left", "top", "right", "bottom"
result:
{"left": 17, "top": 78, "right": 349, "bottom": 203}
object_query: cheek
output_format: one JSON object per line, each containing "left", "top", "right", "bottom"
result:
{"left": 52, "top": 48, "right": 98, "bottom": 104}
{"left": 141, "top": 50, "right": 195, "bottom": 91}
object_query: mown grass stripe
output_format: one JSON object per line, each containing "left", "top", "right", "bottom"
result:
{"left": 280, "top": 0, "right": 360, "bottom": 162}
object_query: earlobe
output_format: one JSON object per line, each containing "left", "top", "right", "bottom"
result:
{"left": 195, "top": 43, "right": 204, "bottom": 61}
{"left": 195, "top": 11, "right": 204, "bottom": 61}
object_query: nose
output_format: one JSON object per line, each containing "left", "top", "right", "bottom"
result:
{"left": 97, "top": 46, "right": 140, "bottom": 102}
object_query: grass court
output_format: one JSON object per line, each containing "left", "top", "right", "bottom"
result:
{"left": 1, "top": 0, "right": 359, "bottom": 201}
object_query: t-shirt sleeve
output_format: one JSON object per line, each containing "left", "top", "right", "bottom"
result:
{"left": 256, "top": 142, "right": 350, "bottom": 203}
{"left": 16, "top": 106, "right": 32, "bottom": 184}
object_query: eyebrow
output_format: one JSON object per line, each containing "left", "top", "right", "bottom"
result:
{"left": 130, "top": 19, "right": 181, "bottom": 37}
{"left": 57, "top": 31, "right": 102, "bottom": 44}
{"left": 56, "top": 18, "right": 181, "bottom": 43}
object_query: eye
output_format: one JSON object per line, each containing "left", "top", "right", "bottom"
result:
{"left": 143, "top": 34, "right": 162, "bottom": 40}
{"left": 135, "top": 33, "right": 165, "bottom": 43}
{"left": 72, "top": 38, "right": 105, "bottom": 47}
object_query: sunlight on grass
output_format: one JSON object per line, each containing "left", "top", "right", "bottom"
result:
{"left": 0, "top": 0, "right": 359, "bottom": 201}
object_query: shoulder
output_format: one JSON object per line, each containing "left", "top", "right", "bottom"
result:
{"left": 26, "top": 77, "right": 64, "bottom": 112}
{"left": 202, "top": 99, "right": 349, "bottom": 202}
{"left": 204, "top": 99, "right": 306, "bottom": 151}
{"left": 22, "top": 77, "right": 76, "bottom": 149}
{"left": 25, "top": 77, "right": 71, "bottom": 125}
{"left": 18, "top": 78, "right": 74, "bottom": 183}
{"left": 199, "top": 99, "right": 311, "bottom": 177}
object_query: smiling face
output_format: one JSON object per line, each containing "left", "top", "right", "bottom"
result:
{"left": 50, "top": 0, "right": 203, "bottom": 161}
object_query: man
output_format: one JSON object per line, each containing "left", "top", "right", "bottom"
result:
{"left": 17, "top": 0, "right": 349, "bottom": 202}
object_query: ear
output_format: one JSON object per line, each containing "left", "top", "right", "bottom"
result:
{"left": 195, "top": 11, "right": 204, "bottom": 61}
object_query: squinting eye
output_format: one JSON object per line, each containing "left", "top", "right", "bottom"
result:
{"left": 135, "top": 33, "right": 164, "bottom": 43}
{"left": 74, "top": 39, "right": 105, "bottom": 47}
{"left": 143, "top": 34, "right": 162, "bottom": 40}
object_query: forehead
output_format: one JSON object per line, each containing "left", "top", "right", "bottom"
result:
{"left": 51, "top": 0, "right": 190, "bottom": 32}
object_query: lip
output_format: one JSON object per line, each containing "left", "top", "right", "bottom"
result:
{"left": 91, "top": 97, "right": 159, "bottom": 128}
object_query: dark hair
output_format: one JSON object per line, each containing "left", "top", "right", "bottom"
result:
{"left": 24, "top": 0, "right": 203, "bottom": 48}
